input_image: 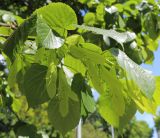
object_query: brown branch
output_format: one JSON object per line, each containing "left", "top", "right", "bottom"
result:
{"left": 0, "top": 22, "right": 10, "bottom": 27}
{"left": 0, "top": 22, "right": 17, "bottom": 29}
{"left": 0, "top": 34, "right": 35, "bottom": 41}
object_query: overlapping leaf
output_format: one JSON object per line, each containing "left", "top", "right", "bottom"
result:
{"left": 69, "top": 43, "right": 105, "bottom": 65}
{"left": 46, "top": 63, "right": 57, "bottom": 99}
{"left": 98, "top": 94, "right": 119, "bottom": 127}
{"left": 23, "top": 64, "right": 49, "bottom": 107}
{"left": 64, "top": 54, "right": 86, "bottom": 76}
{"left": 153, "top": 77, "right": 160, "bottom": 106}
{"left": 48, "top": 68, "right": 80, "bottom": 134}
{"left": 3, "top": 15, "right": 37, "bottom": 62}
{"left": 75, "top": 25, "right": 136, "bottom": 45}
{"left": 8, "top": 54, "right": 23, "bottom": 88}
{"left": 71, "top": 73, "right": 96, "bottom": 113}
{"left": 111, "top": 48, "right": 155, "bottom": 98}
{"left": 37, "top": 15, "right": 64, "bottom": 49}
{"left": 37, "top": 3, "right": 77, "bottom": 36}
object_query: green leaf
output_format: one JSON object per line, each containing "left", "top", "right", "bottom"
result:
{"left": 37, "top": 15, "right": 64, "bottom": 49}
{"left": 119, "top": 99, "right": 137, "bottom": 129}
{"left": 71, "top": 73, "right": 95, "bottom": 113}
{"left": 153, "top": 77, "right": 160, "bottom": 106}
{"left": 16, "top": 70, "right": 25, "bottom": 94}
{"left": 58, "top": 68, "right": 77, "bottom": 116}
{"left": 3, "top": 14, "right": 37, "bottom": 62}
{"left": 118, "top": 15, "right": 125, "bottom": 28}
{"left": 114, "top": 4, "right": 123, "bottom": 12}
{"left": 14, "top": 123, "right": 42, "bottom": 138}
{"left": 35, "top": 48, "right": 59, "bottom": 66}
{"left": 0, "top": 37, "right": 6, "bottom": 44}
{"left": 71, "top": 73, "right": 84, "bottom": 98}
{"left": 100, "top": 66, "right": 125, "bottom": 116}
{"left": 123, "top": 1, "right": 138, "bottom": 15}
{"left": 66, "top": 34, "right": 84, "bottom": 46}
{"left": 48, "top": 68, "right": 80, "bottom": 134}
{"left": 96, "top": 3, "right": 105, "bottom": 22}
{"left": 103, "top": 0, "right": 116, "bottom": 5}
{"left": 8, "top": 54, "right": 23, "bottom": 88}
{"left": 0, "top": 10, "right": 23, "bottom": 25}
{"left": 46, "top": 63, "right": 57, "bottom": 99}
{"left": 123, "top": 79, "right": 156, "bottom": 114}
{"left": 81, "top": 42, "right": 102, "bottom": 53}
{"left": 75, "top": 25, "right": 136, "bottom": 45}
{"left": 144, "top": 12, "right": 159, "bottom": 39}
{"left": 84, "top": 12, "right": 96, "bottom": 26}
{"left": 69, "top": 43, "right": 105, "bottom": 65}
{"left": 0, "top": 27, "right": 13, "bottom": 36}
{"left": 37, "top": 3, "right": 77, "bottom": 36}
{"left": 64, "top": 54, "right": 86, "bottom": 76}
{"left": 71, "top": 73, "right": 87, "bottom": 116}
{"left": 48, "top": 96, "right": 80, "bottom": 135}
{"left": 12, "top": 96, "right": 27, "bottom": 114}
{"left": 81, "top": 101, "right": 87, "bottom": 116}
{"left": 111, "top": 48, "right": 155, "bottom": 98}
{"left": 23, "top": 63, "right": 49, "bottom": 107}
{"left": 78, "top": 0, "right": 90, "bottom": 4}
{"left": 87, "top": 62, "right": 106, "bottom": 94}
{"left": 82, "top": 88, "right": 95, "bottom": 113}
{"left": 98, "top": 94, "right": 119, "bottom": 127}
{"left": 143, "top": 35, "right": 159, "bottom": 52}
{"left": 23, "top": 40, "right": 37, "bottom": 55}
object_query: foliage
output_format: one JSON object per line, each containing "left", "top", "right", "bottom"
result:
{"left": 120, "top": 119, "right": 152, "bottom": 138}
{"left": 154, "top": 111, "right": 160, "bottom": 137}
{"left": 70, "top": 112, "right": 152, "bottom": 138}
{"left": 0, "top": 0, "right": 160, "bottom": 137}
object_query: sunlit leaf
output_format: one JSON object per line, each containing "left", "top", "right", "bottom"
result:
{"left": 37, "top": 15, "right": 64, "bottom": 49}
{"left": 46, "top": 63, "right": 57, "bottom": 99}
{"left": 98, "top": 94, "right": 119, "bottom": 127}
{"left": 111, "top": 48, "right": 155, "bottom": 98}
{"left": 153, "top": 77, "right": 160, "bottom": 106}
{"left": 37, "top": 3, "right": 77, "bottom": 36}
{"left": 75, "top": 25, "right": 136, "bottom": 45}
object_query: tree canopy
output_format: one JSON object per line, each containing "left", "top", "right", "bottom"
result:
{"left": 0, "top": 0, "right": 160, "bottom": 137}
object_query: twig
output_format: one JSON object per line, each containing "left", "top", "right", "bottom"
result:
{"left": 0, "top": 22, "right": 17, "bottom": 29}
{"left": 0, "top": 22, "right": 10, "bottom": 27}
{"left": 0, "top": 34, "right": 35, "bottom": 41}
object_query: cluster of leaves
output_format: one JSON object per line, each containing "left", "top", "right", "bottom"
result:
{"left": 0, "top": 0, "right": 86, "bottom": 21}
{"left": 79, "top": 0, "right": 160, "bottom": 64}
{"left": 0, "top": 1, "right": 159, "bottom": 137}
{"left": 0, "top": 58, "right": 65, "bottom": 137}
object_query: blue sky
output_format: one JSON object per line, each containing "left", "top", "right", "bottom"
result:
{"left": 141, "top": 43, "right": 160, "bottom": 76}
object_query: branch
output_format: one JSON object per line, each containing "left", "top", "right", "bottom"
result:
{"left": 0, "top": 22, "right": 17, "bottom": 29}
{"left": 0, "top": 34, "right": 35, "bottom": 41}
{"left": 0, "top": 22, "right": 10, "bottom": 27}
